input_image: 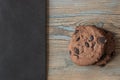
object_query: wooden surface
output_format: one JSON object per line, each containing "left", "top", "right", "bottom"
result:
{"left": 48, "top": 0, "right": 120, "bottom": 80}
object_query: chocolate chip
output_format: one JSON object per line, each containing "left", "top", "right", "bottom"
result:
{"left": 74, "top": 47, "right": 79, "bottom": 55}
{"left": 85, "top": 42, "right": 89, "bottom": 47}
{"left": 89, "top": 35, "right": 94, "bottom": 41}
{"left": 69, "top": 51, "right": 71, "bottom": 55}
{"left": 74, "top": 30, "right": 79, "bottom": 34}
{"left": 98, "top": 52, "right": 107, "bottom": 61}
{"left": 76, "top": 37, "right": 80, "bottom": 41}
{"left": 98, "top": 37, "right": 107, "bottom": 43}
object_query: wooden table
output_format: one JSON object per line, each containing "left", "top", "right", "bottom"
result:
{"left": 48, "top": 0, "right": 120, "bottom": 80}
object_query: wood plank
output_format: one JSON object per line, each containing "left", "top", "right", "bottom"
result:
{"left": 49, "top": 0, "right": 120, "bottom": 17}
{"left": 49, "top": 15, "right": 120, "bottom": 27}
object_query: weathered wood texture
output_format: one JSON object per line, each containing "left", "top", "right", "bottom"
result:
{"left": 48, "top": 0, "right": 120, "bottom": 80}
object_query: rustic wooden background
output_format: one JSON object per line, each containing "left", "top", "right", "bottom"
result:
{"left": 48, "top": 0, "right": 120, "bottom": 80}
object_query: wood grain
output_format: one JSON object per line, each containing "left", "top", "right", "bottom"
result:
{"left": 48, "top": 0, "right": 120, "bottom": 80}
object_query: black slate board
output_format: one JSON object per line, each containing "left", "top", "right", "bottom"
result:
{"left": 0, "top": 0, "right": 46, "bottom": 80}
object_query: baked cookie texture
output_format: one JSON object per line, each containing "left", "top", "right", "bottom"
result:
{"left": 68, "top": 25, "right": 115, "bottom": 66}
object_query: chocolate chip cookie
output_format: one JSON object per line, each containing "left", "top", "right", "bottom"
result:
{"left": 68, "top": 25, "right": 115, "bottom": 66}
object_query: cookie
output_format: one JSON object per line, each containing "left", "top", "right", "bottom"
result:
{"left": 68, "top": 25, "right": 108, "bottom": 66}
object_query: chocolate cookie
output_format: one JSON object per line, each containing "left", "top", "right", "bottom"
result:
{"left": 68, "top": 25, "right": 114, "bottom": 66}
